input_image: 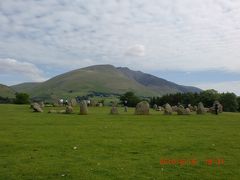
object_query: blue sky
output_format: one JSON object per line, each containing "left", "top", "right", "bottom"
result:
{"left": 0, "top": 0, "right": 240, "bottom": 95}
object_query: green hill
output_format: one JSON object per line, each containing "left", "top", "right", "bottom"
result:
{"left": 11, "top": 82, "right": 40, "bottom": 93}
{"left": 11, "top": 64, "right": 201, "bottom": 100}
{"left": 0, "top": 84, "right": 16, "bottom": 98}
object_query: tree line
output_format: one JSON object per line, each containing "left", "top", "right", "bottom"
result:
{"left": 119, "top": 90, "right": 240, "bottom": 112}
{"left": 0, "top": 93, "right": 29, "bottom": 104}
{"left": 150, "top": 89, "right": 240, "bottom": 112}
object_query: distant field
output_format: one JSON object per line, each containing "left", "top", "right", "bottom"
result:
{"left": 0, "top": 104, "right": 240, "bottom": 180}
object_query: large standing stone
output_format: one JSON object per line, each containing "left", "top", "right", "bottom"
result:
{"left": 135, "top": 101, "right": 150, "bottom": 115}
{"left": 66, "top": 105, "right": 73, "bottom": 114}
{"left": 31, "top": 102, "right": 43, "bottom": 112}
{"left": 110, "top": 106, "right": 119, "bottom": 115}
{"left": 196, "top": 102, "right": 206, "bottom": 114}
{"left": 80, "top": 100, "right": 88, "bottom": 115}
{"left": 164, "top": 103, "right": 172, "bottom": 115}
{"left": 211, "top": 101, "right": 223, "bottom": 114}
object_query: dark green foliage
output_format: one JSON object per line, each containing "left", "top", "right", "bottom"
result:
{"left": 14, "top": 93, "right": 30, "bottom": 104}
{"left": 150, "top": 92, "right": 200, "bottom": 107}
{"left": 0, "top": 96, "right": 14, "bottom": 104}
{"left": 199, "top": 89, "right": 220, "bottom": 107}
{"left": 220, "top": 93, "right": 239, "bottom": 112}
{"left": 120, "top": 91, "right": 141, "bottom": 107}
{"left": 237, "top": 97, "right": 240, "bottom": 112}
{"left": 150, "top": 89, "right": 239, "bottom": 112}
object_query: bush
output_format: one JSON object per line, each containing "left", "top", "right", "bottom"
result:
{"left": 14, "top": 93, "right": 30, "bottom": 104}
{"left": 237, "top": 97, "right": 240, "bottom": 112}
{"left": 120, "top": 92, "right": 141, "bottom": 107}
{"left": 0, "top": 96, "right": 14, "bottom": 104}
{"left": 220, "top": 93, "right": 238, "bottom": 112}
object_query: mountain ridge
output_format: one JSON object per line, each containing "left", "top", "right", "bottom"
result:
{"left": 0, "top": 84, "right": 16, "bottom": 98}
{"left": 10, "top": 64, "right": 202, "bottom": 100}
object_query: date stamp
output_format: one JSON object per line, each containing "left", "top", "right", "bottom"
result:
{"left": 160, "top": 158, "right": 224, "bottom": 166}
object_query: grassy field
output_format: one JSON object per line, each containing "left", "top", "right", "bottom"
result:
{"left": 0, "top": 104, "right": 240, "bottom": 180}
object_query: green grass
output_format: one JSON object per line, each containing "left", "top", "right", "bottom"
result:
{"left": 0, "top": 104, "right": 240, "bottom": 180}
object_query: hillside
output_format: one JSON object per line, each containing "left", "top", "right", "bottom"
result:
{"left": 117, "top": 67, "right": 201, "bottom": 94}
{"left": 11, "top": 64, "right": 202, "bottom": 100}
{"left": 0, "top": 84, "right": 15, "bottom": 98}
{"left": 12, "top": 65, "right": 158, "bottom": 99}
{"left": 11, "top": 82, "right": 40, "bottom": 93}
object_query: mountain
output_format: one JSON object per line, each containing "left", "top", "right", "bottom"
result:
{"left": 0, "top": 84, "right": 16, "bottom": 98}
{"left": 117, "top": 67, "right": 201, "bottom": 94}
{"left": 11, "top": 82, "right": 40, "bottom": 93}
{"left": 11, "top": 64, "right": 201, "bottom": 100}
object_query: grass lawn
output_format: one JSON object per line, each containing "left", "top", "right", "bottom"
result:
{"left": 0, "top": 104, "right": 240, "bottom": 180}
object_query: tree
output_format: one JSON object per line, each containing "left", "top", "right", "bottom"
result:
{"left": 120, "top": 92, "right": 140, "bottom": 107}
{"left": 220, "top": 93, "right": 238, "bottom": 112}
{"left": 199, "top": 89, "right": 220, "bottom": 107}
{"left": 237, "top": 97, "right": 240, "bottom": 112}
{"left": 15, "top": 93, "right": 30, "bottom": 104}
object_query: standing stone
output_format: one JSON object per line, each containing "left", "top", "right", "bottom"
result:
{"left": 135, "top": 101, "right": 150, "bottom": 115}
{"left": 66, "top": 105, "right": 73, "bottom": 114}
{"left": 80, "top": 100, "right": 88, "bottom": 115}
{"left": 156, "top": 106, "right": 162, "bottom": 111}
{"left": 185, "top": 108, "right": 191, "bottom": 115}
{"left": 153, "top": 104, "right": 158, "bottom": 110}
{"left": 177, "top": 105, "right": 190, "bottom": 115}
{"left": 196, "top": 102, "right": 206, "bottom": 114}
{"left": 193, "top": 106, "right": 197, "bottom": 112}
{"left": 39, "top": 101, "right": 45, "bottom": 108}
{"left": 110, "top": 106, "right": 119, "bottom": 115}
{"left": 90, "top": 99, "right": 97, "bottom": 107}
{"left": 188, "top": 104, "right": 194, "bottom": 112}
{"left": 70, "top": 98, "right": 77, "bottom": 106}
{"left": 172, "top": 105, "right": 178, "bottom": 112}
{"left": 177, "top": 105, "right": 186, "bottom": 115}
{"left": 31, "top": 102, "right": 43, "bottom": 112}
{"left": 212, "top": 100, "right": 223, "bottom": 113}
{"left": 164, "top": 103, "right": 172, "bottom": 115}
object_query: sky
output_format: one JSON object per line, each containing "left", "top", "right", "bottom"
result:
{"left": 0, "top": 0, "right": 240, "bottom": 95}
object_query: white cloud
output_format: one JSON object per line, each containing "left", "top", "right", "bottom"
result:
{"left": 0, "top": 58, "right": 46, "bottom": 82}
{"left": 125, "top": 44, "right": 145, "bottom": 57}
{"left": 196, "top": 81, "right": 240, "bottom": 95}
{"left": 0, "top": 0, "right": 240, "bottom": 88}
